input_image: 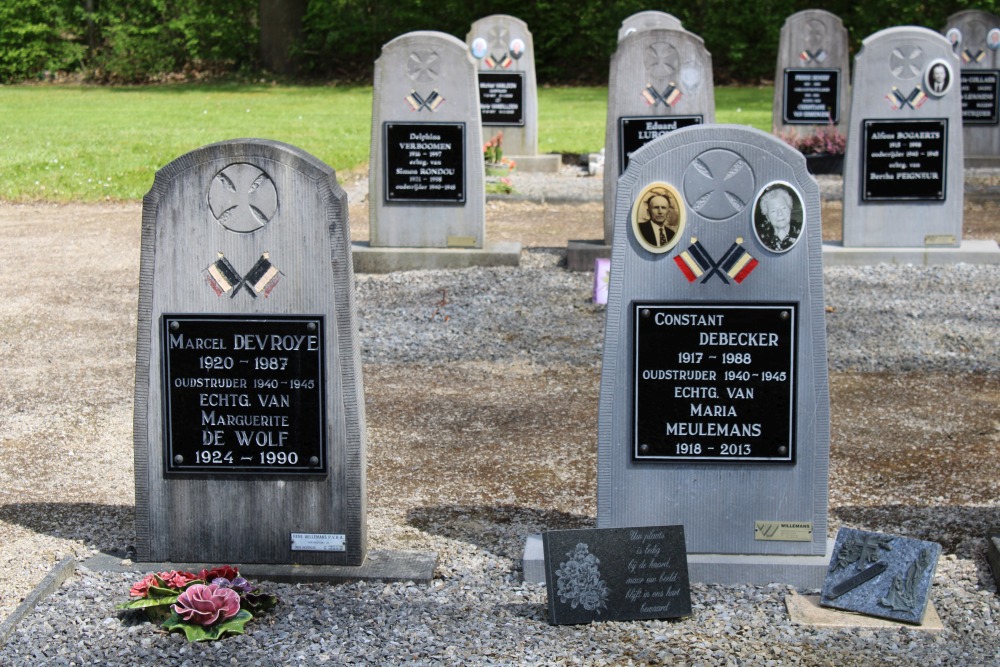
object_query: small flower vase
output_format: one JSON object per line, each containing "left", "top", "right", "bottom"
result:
{"left": 485, "top": 162, "right": 509, "bottom": 177}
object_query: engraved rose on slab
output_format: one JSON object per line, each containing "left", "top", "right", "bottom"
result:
{"left": 555, "top": 543, "right": 610, "bottom": 613}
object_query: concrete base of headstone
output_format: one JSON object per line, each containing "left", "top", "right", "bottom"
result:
{"left": 966, "top": 156, "right": 1000, "bottom": 168}
{"left": 84, "top": 550, "right": 438, "bottom": 584}
{"left": 524, "top": 535, "right": 833, "bottom": 589}
{"left": 508, "top": 154, "right": 562, "bottom": 173}
{"left": 352, "top": 241, "right": 521, "bottom": 273}
{"left": 822, "top": 239, "right": 1000, "bottom": 266}
{"left": 566, "top": 240, "right": 611, "bottom": 272}
{"left": 988, "top": 531, "right": 1000, "bottom": 590}
{"left": 786, "top": 590, "right": 944, "bottom": 630}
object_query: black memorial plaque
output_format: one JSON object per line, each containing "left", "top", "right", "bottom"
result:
{"left": 782, "top": 69, "right": 841, "bottom": 124}
{"left": 961, "top": 70, "right": 1000, "bottom": 125}
{"left": 862, "top": 119, "right": 948, "bottom": 201}
{"left": 543, "top": 526, "right": 691, "bottom": 625}
{"left": 384, "top": 122, "right": 465, "bottom": 203}
{"left": 479, "top": 71, "right": 525, "bottom": 126}
{"left": 619, "top": 116, "right": 703, "bottom": 174}
{"left": 632, "top": 303, "right": 796, "bottom": 462}
{"left": 161, "top": 314, "right": 327, "bottom": 476}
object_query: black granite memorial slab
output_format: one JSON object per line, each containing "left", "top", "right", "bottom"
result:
{"left": 619, "top": 116, "right": 703, "bottom": 174}
{"left": 961, "top": 70, "right": 1000, "bottom": 124}
{"left": 384, "top": 122, "right": 466, "bottom": 203}
{"left": 782, "top": 69, "right": 841, "bottom": 124}
{"left": 632, "top": 303, "right": 796, "bottom": 462}
{"left": 862, "top": 119, "right": 949, "bottom": 201}
{"left": 820, "top": 528, "right": 941, "bottom": 624}
{"left": 161, "top": 314, "right": 327, "bottom": 476}
{"left": 543, "top": 526, "right": 691, "bottom": 625}
{"left": 479, "top": 72, "right": 525, "bottom": 126}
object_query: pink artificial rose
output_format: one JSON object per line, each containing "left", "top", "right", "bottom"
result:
{"left": 173, "top": 584, "right": 241, "bottom": 626}
{"left": 197, "top": 565, "right": 239, "bottom": 583}
{"left": 158, "top": 570, "right": 198, "bottom": 589}
{"left": 129, "top": 573, "right": 159, "bottom": 598}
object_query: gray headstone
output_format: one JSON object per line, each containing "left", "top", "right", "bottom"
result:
{"left": 369, "top": 31, "right": 485, "bottom": 249}
{"left": 842, "top": 27, "right": 964, "bottom": 248}
{"left": 820, "top": 528, "right": 941, "bottom": 625}
{"left": 617, "top": 11, "right": 685, "bottom": 41}
{"left": 944, "top": 10, "right": 1000, "bottom": 164}
{"left": 772, "top": 10, "right": 851, "bottom": 135}
{"left": 603, "top": 28, "right": 715, "bottom": 245}
{"left": 597, "top": 125, "right": 830, "bottom": 588}
{"left": 134, "top": 139, "right": 367, "bottom": 566}
{"left": 466, "top": 15, "right": 540, "bottom": 158}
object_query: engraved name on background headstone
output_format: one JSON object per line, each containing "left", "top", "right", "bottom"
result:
{"left": 944, "top": 10, "right": 1000, "bottom": 165}
{"left": 361, "top": 31, "right": 520, "bottom": 272}
{"left": 842, "top": 27, "right": 964, "bottom": 248}
{"left": 466, "top": 15, "right": 558, "bottom": 172}
{"left": 772, "top": 10, "right": 850, "bottom": 135}
{"left": 134, "top": 139, "right": 367, "bottom": 565}
{"left": 369, "top": 31, "right": 484, "bottom": 249}
{"left": 594, "top": 28, "right": 714, "bottom": 261}
{"left": 597, "top": 125, "right": 831, "bottom": 587}
{"left": 617, "top": 10, "right": 685, "bottom": 41}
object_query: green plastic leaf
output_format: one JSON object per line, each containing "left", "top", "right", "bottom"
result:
{"left": 116, "top": 596, "right": 178, "bottom": 611}
{"left": 161, "top": 610, "right": 253, "bottom": 642}
{"left": 241, "top": 593, "right": 279, "bottom": 616}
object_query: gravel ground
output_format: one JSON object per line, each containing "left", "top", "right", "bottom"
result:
{"left": 0, "top": 166, "right": 998, "bottom": 665}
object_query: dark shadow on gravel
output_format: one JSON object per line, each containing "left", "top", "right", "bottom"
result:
{"left": 407, "top": 504, "right": 593, "bottom": 561}
{"left": 0, "top": 502, "right": 134, "bottom": 553}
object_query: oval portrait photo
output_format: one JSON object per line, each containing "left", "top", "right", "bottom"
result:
{"left": 924, "top": 58, "right": 953, "bottom": 97}
{"left": 631, "top": 182, "right": 685, "bottom": 254}
{"left": 752, "top": 181, "right": 804, "bottom": 253}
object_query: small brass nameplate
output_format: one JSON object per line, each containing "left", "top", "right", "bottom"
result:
{"left": 754, "top": 521, "right": 813, "bottom": 542}
{"left": 447, "top": 235, "right": 477, "bottom": 248}
{"left": 925, "top": 234, "right": 956, "bottom": 246}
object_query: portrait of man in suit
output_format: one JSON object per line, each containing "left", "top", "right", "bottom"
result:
{"left": 631, "top": 183, "right": 684, "bottom": 254}
{"left": 924, "top": 59, "right": 953, "bottom": 97}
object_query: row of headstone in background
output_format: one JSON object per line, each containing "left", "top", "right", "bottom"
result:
{"left": 358, "top": 28, "right": 521, "bottom": 272}
{"left": 944, "top": 10, "right": 1000, "bottom": 164}
{"left": 467, "top": 14, "right": 561, "bottom": 173}
{"left": 841, "top": 26, "right": 964, "bottom": 248}
{"left": 568, "top": 11, "right": 714, "bottom": 271}
{"left": 771, "top": 9, "right": 851, "bottom": 137}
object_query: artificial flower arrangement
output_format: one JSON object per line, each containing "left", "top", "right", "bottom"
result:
{"left": 118, "top": 565, "right": 278, "bottom": 642}
{"left": 777, "top": 120, "right": 846, "bottom": 156}
{"left": 483, "top": 130, "right": 517, "bottom": 193}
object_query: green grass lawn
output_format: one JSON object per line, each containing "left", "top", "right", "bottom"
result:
{"left": 1, "top": 83, "right": 773, "bottom": 202}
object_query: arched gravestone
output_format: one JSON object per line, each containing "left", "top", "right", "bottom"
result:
{"left": 772, "top": 9, "right": 851, "bottom": 135}
{"left": 603, "top": 28, "right": 715, "bottom": 246}
{"left": 842, "top": 27, "right": 964, "bottom": 248}
{"left": 943, "top": 10, "right": 1000, "bottom": 165}
{"left": 134, "top": 139, "right": 367, "bottom": 566}
{"left": 596, "top": 125, "right": 831, "bottom": 587}
{"left": 617, "top": 10, "right": 685, "bottom": 41}
{"left": 466, "top": 15, "right": 558, "bottom": 172}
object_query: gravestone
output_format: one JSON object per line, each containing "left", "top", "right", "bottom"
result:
{"left": 617, "top": 11, "right": 685, "bottom": 41}
{"left": 133, "top": 139, "right": 368, "bottom": 568}
{"left": 595, "top": 124, "right": 831, "bottom": 587}
{"left": 943, "top": 10, "right": 1000, "bottom": 166}
{"left": 841, "top": 27, "right": 965, "bottom": 250}
{"left": 820, "top": 528, "right": 941, "bottom": 625}
{"left": 360, "top": 31, "right": 520, "bottom": 272}
{"left": 543, "top": 526, "right": 691, "bottom": 625}
{"left": 466, "top": 15, "right": 559, "bottom": 173}
{"left": 567, "top": 27, "right": 714, "bottom": 271}
{"left": 772, "top": 10, "right": 850, "bottom": 137}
